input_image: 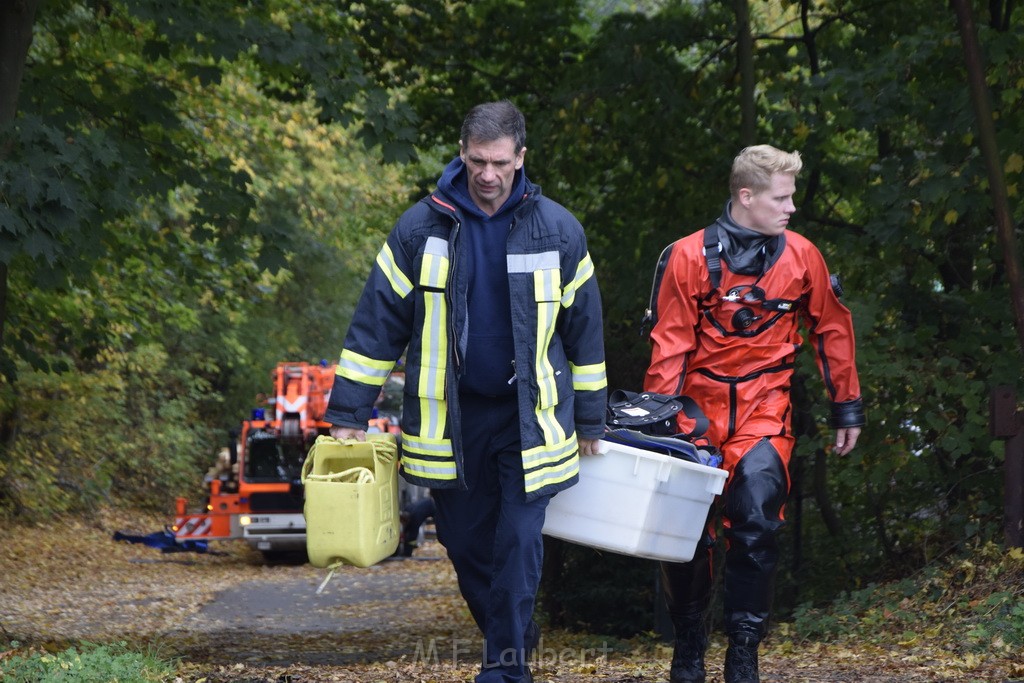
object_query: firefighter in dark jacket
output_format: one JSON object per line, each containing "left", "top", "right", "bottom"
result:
{"left": 644, "top": 145, "right": 865, "bottom": 683}
{"left": 325, "top": 100, "right": 607, "bottom": 683}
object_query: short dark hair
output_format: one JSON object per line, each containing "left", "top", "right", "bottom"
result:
{"left": 460, "top": 100, "right": 526, "bottom": 152}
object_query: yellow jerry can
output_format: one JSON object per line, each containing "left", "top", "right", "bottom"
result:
{"left": 301, "top": 434, "right": 400, "bottom": 568}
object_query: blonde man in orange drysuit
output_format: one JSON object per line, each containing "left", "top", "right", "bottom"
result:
{"left": 644, "top": 145, "right": 865, "bottom": 683}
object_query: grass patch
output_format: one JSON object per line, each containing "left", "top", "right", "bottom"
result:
{"left": 0, "top": 641, "right": 177, "bottom": 682}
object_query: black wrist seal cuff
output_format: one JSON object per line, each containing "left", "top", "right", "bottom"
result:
{"left": 830, "top": 398, "right": 865, "bottom": 428}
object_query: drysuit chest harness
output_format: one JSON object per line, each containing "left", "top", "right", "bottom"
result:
{"left": 699, "top": 223, "right": 804, "bottom": 337}
{"left": 641, "top": 223, "right": 806, "bottom": 338}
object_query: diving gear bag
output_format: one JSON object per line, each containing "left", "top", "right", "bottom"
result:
{"left": 606, "top": 389, "right": 710, "bottom": 438}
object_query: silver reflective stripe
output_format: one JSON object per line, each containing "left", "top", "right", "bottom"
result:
{"left": 404, "top": 461, "right": 456, "bottom": 478}
{"left": 418, "top": 235, "right": 448, "bottom": 435}
{"left": 534, "top": 270, "right": 560, "bottom": 408}
{"left": 523, "top": 433, "right": 580, "bottom": 493}
{"left": 507, "top": 251, "right": 560, "bottom": 273}
{"left": 420, "top": 396, "right": 446, "bottom": 438}
{"left": 522, "top": 433, "right": 578, "bottom": 468}
{"left": 424, "top": 235, "right": 449, "bottom": 256}
{"left": 337, "top": 349, "right": 392, "bottom": 386}
{"left": 536, "top": 270, "right": 559, "bottom": 302}
{"left": 571, "top": 361, "right": 608, "bottom": 391}
{"left": 534, "top": 269, "right": 564, "bottom": 443}
{"left": 402, "top": 432, "right": 457, "bottom": 481}
{"left": 402, "top": 433, "right": 453, "bottom": 456}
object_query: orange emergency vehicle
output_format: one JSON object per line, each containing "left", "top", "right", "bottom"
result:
{"left": 172, "top": 361, "right": 401, "bottom": 557}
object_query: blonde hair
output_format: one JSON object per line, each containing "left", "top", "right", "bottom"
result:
{"left": 730, "top": 145, "right": 803, "bottom": 198}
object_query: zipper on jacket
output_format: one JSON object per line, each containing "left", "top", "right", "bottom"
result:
{"left": 448, "top": 217, "right": 462, "bottom": 373}
{"left": 505, "top": 215, "right": 519, "bottom": 387}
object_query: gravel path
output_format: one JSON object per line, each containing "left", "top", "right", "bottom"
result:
{"left": 168, "top": 556, "right": 470, "bottom": 666}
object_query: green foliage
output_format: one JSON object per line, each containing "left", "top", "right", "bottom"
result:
{"left": 766, "top": 2, "right": 1023, "bottom": 603}
{"left": 353, "top": 0, "right": 589, "bottom": 142}
{"left": 789, "top": 543, "right": 1024, "bottom": 656}
{"left": 1, "top": 2, "right": 259, "bottom": 291}
{"left": 0, "top": 346, "right": 217, "bottom": 517}
{"left": 1, "top": 1, "right": 421, "bottom": 516}
{"left": 172, "top": 56, "right": 415, "bottom": 414}
{"left": 0, "top": 641, "right": 176, "bottom": 682}
{"left": 1, "top": 0, "right": 421, "bottom": 378}
{"left": 125, "top": 0, "right": 419, "bottom": 161}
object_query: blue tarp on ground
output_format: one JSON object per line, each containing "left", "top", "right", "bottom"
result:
{"left": 113, "top": 529, "right": 213, "bottom": 554}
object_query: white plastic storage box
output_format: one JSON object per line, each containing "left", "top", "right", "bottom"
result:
{"left": 542, "top": 439, "right": 727, "bottom": 562}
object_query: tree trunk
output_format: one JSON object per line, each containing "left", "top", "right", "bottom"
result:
{"left": 0, "top": 0, "right": 41, "bottom": 356}
{"left": 733, "top": 0, "right": 755, "bottom": 147}
{"left": 952, "top": 0, "right": 1024, "bottom": 356}
{"left": 0, "top": 0, "right": 38, "bottom": 131}
{"left": 811, "top": 448, "right": 842, "bottom": 539}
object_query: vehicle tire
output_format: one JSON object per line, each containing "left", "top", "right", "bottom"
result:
{"left": 260, "top": 548, "right": 309, "bottom": 565}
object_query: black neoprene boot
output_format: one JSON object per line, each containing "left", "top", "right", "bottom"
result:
{"left": 661, "top": 530, "right": 714, "bottom": 683}
{"left": 723, "top": 632, "right": 760, "bottom": 683}
{"left": 669, "top": 621, "right": 708, "bottom": 683}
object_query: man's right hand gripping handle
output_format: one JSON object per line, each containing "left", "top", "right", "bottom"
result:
{"left": 329, "top": 426, "right": 367, "bottom": 441}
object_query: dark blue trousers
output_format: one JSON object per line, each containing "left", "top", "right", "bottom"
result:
{"left": 432, "top": 394, "right": 550, "bottom": 683}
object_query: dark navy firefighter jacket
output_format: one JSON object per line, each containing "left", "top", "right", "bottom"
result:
{"left": 324, "top": 171, "right": 607, "bottom": 501}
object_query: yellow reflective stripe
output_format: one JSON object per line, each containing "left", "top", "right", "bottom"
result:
{"left": 534, "top": 269, "right": 560, "bottom": 404}
{"left": 376, "top": 242, "right": 414, "bottom": 298}
{"left": 336, "top": 349, "right": 392, "bottom": 386}
{"left": 560, "top": 251, "right": 595, "bottom": 308}
{"left": 535, "top": 405, "right": 565, "bottom": 447}
{"left": 534, "top": 267, "right": 560, "bottom": 302}
{"left": 401, "top": 457, "right": 456, "bottom": 478}
{"left": 570, "top": 361, "right": 607, "bottom": 391}
{"left": 414, "top": 248, "right": 448, "bottom": 433}
{"left": 402, "top": 432, "right": 453, "bottom": 456}
{"left": 418, "top": 290, "right": 448, "bottom": 400}
{"left": 418, "top": 396, "right": 447, "bottom": 441}
{"left": 419, "top": 237, "right": 450, "bottom": 288}
{"left": 524, "top": 456, "right": 579, "bottom": 493}
{"left": 402, "top": 465, "right": 457, "bottom": 481}
{"left": 419, "top": 252, "right": 450, "bottom": 288}
{"left": 523, "top": 433, "right": 580, "bottom": 492}
{"left": 534, "top": 268, "right": 565, "bottom": 443}
{"left": 401, "top": 432, "right": 457, "bottom": 480}
{"left": 522, "top": 433, "right": 578, "bottom": 468}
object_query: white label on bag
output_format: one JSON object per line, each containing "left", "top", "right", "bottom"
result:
{"left": 621, "top": 407, "right": 650, "bottom": 417}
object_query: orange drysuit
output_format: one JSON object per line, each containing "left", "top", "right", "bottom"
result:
{"left": 645, "top": 208, "right": 864, "bottom": 640}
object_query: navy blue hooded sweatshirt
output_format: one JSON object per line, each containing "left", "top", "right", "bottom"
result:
{"left": 437, "top": 156, "right": 526, "bottom": 397}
